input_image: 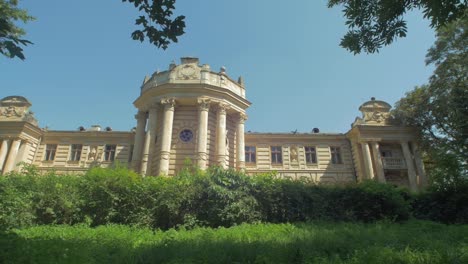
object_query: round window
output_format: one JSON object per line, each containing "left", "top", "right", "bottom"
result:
{"left": 179, "top": 129, "right": 193, "bottom": 142}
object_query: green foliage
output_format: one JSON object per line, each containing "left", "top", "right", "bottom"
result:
{"left": 122, "top": 0, "right": 185, "bottom": 50}
{"left": 328, "top": 0, "right": 467, "bottom": 54}
{"left": 412, "top": 179, "right": 468, "bottom": 224}
{"left": 0, "top": 0, "right": 35, "bottom": 59}
{"left": 1, "top": 220, "right": 467, "bottom": 263}
{"left": 2, "top": 164, "right": 465, "bottom": 231}
{"left": 393, "top": 12, "right": 468, "bottom": 186}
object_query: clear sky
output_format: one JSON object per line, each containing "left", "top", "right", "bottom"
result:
{"left": 1, "top": 0, "right": 436, "bottom": 133}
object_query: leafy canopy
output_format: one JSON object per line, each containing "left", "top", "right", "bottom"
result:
{"left": 393, "top": 11, "right": 468, "bottom": 185}
{"left": 0, "top": 0, "right": 35, "bottom": 60}
{"left": 122, "top": 0, "right": 185, "bottom": 50}
{"left": 328, "top": 0, "right": 467, "bottom": 54}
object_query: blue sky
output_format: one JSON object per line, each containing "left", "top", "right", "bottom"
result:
{"left": 1, "top": 0, "right": 436, "bottom": 133}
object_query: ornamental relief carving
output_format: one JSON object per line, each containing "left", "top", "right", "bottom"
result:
{"left": 363, "top": 111, "right": 390, "bottom": 123}
{"left": 290, "top": 146, "right": 299, "bottom": 163}
{"left": 0, "top": 106, "right": 22, "bottom": 118}
{"left": 176, "top": 64, "right": 200, "bottom": 80}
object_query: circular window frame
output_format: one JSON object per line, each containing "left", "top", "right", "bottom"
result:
{"left": 179, "top": 129, "right": 194, "bottom": 143}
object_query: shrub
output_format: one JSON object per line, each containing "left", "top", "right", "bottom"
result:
{"left": 1, "top": 164, "right": 453, "bottom": 230}
{"left": 412, "top": 179, "right": 468, "bottom": 224}
{"left": 326, "top": 181, "right": 410, "bottom": 222}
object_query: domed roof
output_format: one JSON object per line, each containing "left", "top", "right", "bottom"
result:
{"left": 0, "top": 96, "right": 32, "bottom": 107}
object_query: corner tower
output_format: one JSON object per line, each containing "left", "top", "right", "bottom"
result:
{"left": 0, "top": 96, "right": 42, "bottom": 174}
{"left": 346, "top": 97, "right": 427, "bottom": 191}
{"left": 132, "top": 57, "right": 251, "bottom": 176}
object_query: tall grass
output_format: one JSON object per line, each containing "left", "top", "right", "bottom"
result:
{"left": 1, "top": 220, "right": 467, "bottom": 263}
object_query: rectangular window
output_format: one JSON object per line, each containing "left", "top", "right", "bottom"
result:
{"left": 305, "top": 146, "right": 317, "bottom": 164}
{"left": 69, "top": 144, "right": 82, "bottom": 161}
{"left": 271, "top": 146, "right": 282, "bottom": 164}
{"left": 104, "top": 145, "right": 116, "bottom": 161}
{"left": 44, "top": 144, "right": 57, "bottom": 161}
{"left": 245, "top": 146, "right": 256, "bottom": 163}
{"left": 330, "top": 146, "right": 343, "bottom": 164}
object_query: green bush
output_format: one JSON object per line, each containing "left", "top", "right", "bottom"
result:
{"left": 412, "top": 180, "right": 468, "bottom": 224}
{"left": 0, "top": 164, "right": 440, "bottom": 231}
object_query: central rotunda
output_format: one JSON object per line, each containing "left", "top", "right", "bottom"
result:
{"left": 132, "top": 57, "right": 251, "bottom": 176}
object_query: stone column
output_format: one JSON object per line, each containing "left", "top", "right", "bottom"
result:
{"left": 132, "top": 111, "right": 147, "bottom": 171}
{"left": 0, "top": 139, "right": 10, "bottom": 173}
{"left": 216, "top": 103, "right": 228, "bottom": 169}
{"left": 159, "top": 98, "right": 175, "bottom": 175}
{"left": 15, "top": 140, "right": 31, "bottom": 171}
{"left": 370, "top": 142, "right": 386, "bottom": 183}
{"left": 196, "top": 98, "right": 210, "bottom": 170}
{"left": 140, "top": 105, "right": 158, "bottom": 176}
{"left": 3, "top": 139, "right": 21, "bottom": 174}
{"left": 236, "top": 113, "right": 247, "bottom": 170}
{"left": 401, "top": 141, "right": 418, "bottom": 192}
{"left": 361, "top": 142, "right": 375, "bottom": 179}
{"left": 413, "top": 142, "right": 428, "bottom": 189}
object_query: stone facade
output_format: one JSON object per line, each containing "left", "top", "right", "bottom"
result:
{"left": 0, "top": 58, "right": 427, "bottom": 191}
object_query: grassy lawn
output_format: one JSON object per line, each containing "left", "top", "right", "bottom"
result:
{"left": 1, "top": 220, "right": 467, "bottom": 264}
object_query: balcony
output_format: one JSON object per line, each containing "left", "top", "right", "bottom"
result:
{"left": 382, "top": 157, "right": 406, "bottom": 170}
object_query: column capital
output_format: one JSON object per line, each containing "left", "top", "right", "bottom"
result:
{"left": 197, "top": 98, "right": 211, "bottom": 111}
{"left": 135, "top": 111, "right": 147, "bottom": 120}
{"left": 237, "top": 112, "right": 248, "bottom": 124}
{"left": 217, "top": 102, "right": 230, "bottom": 114}
{"left": 160, "top": 98, "right": 176, "bottom": 110}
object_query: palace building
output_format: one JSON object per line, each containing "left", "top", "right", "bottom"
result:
{"left": 0, "top": 57, "right": 427, "bottom": 191}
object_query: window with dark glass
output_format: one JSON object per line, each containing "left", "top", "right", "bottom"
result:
{"left": 305, "top": 146, "right": 317, "bottom": 164}
{"left": 69, "top": 144, "right": 82, "bottom": 161}
{"left": 104, "top": 145, "right": 116, "bottom": 161}
{"left": 44, "top": 144, "right": 57, "bottom": 161}
{"left": 245, "top": 146, "right": 256, "bottom": 163}
{"left": 271, "top": 146, "right": 282, "bottom": 164}
{"left": 330, "top": 146, "right": 342, "bottom": 164}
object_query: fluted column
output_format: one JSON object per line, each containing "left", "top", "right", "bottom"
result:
{"left": 236, "top": 113, "right": 247, "bottom": 170}
{"left": 132, "top": 111, "right": 147, "bottom": 172}
{"left": 140, "top": 105, "right": 158, "bottom": 176}
{"left": 412, "top": 142, "right": 428, "bottom": 189}
{"left": 3, "top": 139, "right": 21, "bottom": 174}
{"left": 216, "top": 103, "right": 228, "bottom": 169}
{"left": 159, "top": 98, "right": 175, "bottom": 175}
{"left": 401, "top": 141, "right": 418, "bottom": 192}
{"left": 361, "top": 142, "right": 375, "bottom": 179}
{"left": 197, "top": 98, "right": 210, "bottom": 170}
{"left": 370, "top": 142, "right": 386, "bottom": 183}
{"left": 0, "top": 139, "right": 10, "bottom": 173}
